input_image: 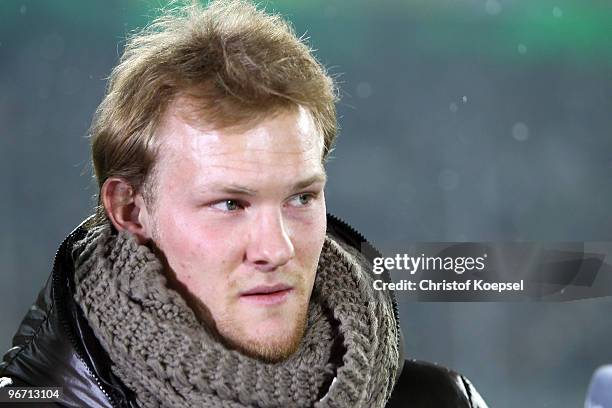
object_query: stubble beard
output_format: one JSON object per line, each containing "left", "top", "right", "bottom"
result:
{"left": 217, "top": 298, "right": 311, "bottom": 363}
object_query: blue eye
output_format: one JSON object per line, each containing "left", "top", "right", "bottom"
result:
{"left": 211, "top": 199, "right": 242, "bottom": 212}
{"left": 289, "top": 193, "right": 315, "bottom": 207}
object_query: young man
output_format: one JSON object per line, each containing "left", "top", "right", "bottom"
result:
{"left": 1, "top": 1, "right": 487, "bottom": 406}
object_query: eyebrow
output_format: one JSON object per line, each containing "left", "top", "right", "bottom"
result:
{"left": 205, "top": 173, "right": 327, "bottom": 196}
{"left": 292, "top": 173, "right": 327, "bottom": 191}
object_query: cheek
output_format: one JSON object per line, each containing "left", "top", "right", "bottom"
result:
{"left": 154, "top": 211, "right": 243, "bottom": 292}
{"left": 290, "top": 209, "right": 327, "bottom": 268}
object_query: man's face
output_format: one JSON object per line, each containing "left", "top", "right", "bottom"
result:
{"left": 144, "top": 101, "right": 327, "bottom": 362}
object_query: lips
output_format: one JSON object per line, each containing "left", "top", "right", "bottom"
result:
{"left": 241, "top": 283, "right": 292, "bottom": 296}
{"left": 239, "top": 284, "right": 294, "bottom": 306}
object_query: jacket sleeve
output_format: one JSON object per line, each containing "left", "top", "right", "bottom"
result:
{"left": 0, "top": 258, "right": 120, "bottom": 408}
{"left": 386, "top": 359, "right": 489, "bottom": 408}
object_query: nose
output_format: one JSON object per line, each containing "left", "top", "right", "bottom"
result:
{"left": 246, "top": 208, "right": 295, "bottom": 270}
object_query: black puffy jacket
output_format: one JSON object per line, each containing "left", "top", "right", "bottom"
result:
{"left": 1, "top": 215, "right": 488, "bottom": 408}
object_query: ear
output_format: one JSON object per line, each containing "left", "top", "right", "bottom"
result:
{"left": 101, "top": 177, "right": 153, "bottom": 244}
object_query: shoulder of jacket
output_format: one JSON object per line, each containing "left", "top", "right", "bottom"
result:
{"left": 386, "top": 359, "right": 489, "bottom": 408}
{"left": 1, "top": 217, "right": 129, "bottom": 408}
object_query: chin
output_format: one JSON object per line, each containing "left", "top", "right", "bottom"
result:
{"left": 225, "top": 314, "right": 308, "bottom": 363}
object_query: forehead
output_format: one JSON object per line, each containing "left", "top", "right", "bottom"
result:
{"left": 153, "top": 100, "right": 325, "bottom": 183}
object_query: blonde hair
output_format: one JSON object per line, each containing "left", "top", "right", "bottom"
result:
{"left": 90, "top": 0, "right": 338, "bottom": 224}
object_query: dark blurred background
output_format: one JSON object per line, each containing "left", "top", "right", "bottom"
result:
{"left": 2, "top": 0, "right": 612, "bottom": 406}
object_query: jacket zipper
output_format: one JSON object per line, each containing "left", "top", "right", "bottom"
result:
{"left": 51, "top": 228, "right": 120, "bottom": 408}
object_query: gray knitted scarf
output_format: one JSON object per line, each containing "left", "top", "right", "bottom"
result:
{"left": 72, "top": 225, "right": 399, "bottom": 408}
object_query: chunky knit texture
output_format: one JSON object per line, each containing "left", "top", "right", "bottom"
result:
{"left": 72, "top": 225, "right": 399, "bottom": 407}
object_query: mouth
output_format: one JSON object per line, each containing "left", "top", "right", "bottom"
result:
{"left": 239, "top": 284, "right": 294, "bottom": 306}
